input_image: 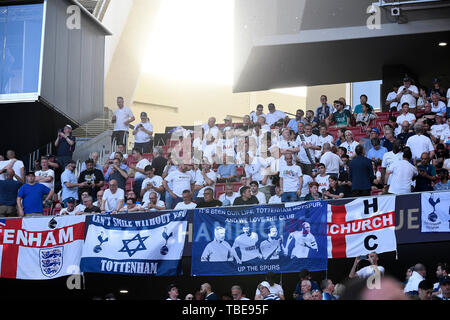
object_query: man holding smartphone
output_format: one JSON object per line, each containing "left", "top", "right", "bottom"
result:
{"left": 349, "top": 252, "right": 385, "bottom": 279}
{"left": 396, "top": 77, "right": 419, "bottom": 113}
{"left": 132, "top": 112, "right": 154, "bottom": 153}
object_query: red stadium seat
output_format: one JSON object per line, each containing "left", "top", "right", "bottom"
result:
{"left": 236, "top": 167, "right": 244, "bottom": 177}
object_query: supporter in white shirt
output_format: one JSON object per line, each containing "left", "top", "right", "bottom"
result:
{"left": 250, "top": 104, "right": 265, "bottom": 124}
{"left": 385, "top": 148, "right": 417, "bottom": 195}
{"left": 300, "top": 174, "right": 314, "bottom": 199}
{"left": 194, "top": 162, "right": 217, "bottom": 200}
{"left": 202, "top": 117, "right": 220, "bottom": 140}
{"left": 141, "top": 165, "right": 164, "bottom": 204}
{"left": 144, "top": 191, "right": 166, "bottom": 211}
{"left": 386, "top": 84, "right": 399, "bottom": 111}
{"left": 112, "top": 97, "right": 135, "bottom": 145}
{"left": 396, "top": 103, "right": 416, "bottom": 126}
{"left": 174, "top": 190, "right": 198, "bottom": 210}
{"left": 381, "top": 140, "right": 403, "bottom": 186}
{"left": 0, "top": 150, "right": 25, "bottom": 182}
{"left": 129, "top": 148, "right": 151, "bottom": 197}
{"left": 35, "top": 157, "right": 55, "bottom": 190}
{"left": 268, "top": 185, "right": 283, "bottom": 204}
{"left": 406, "top": 124, "right": 435, "bottom": 160}
{"left": 316, "top": 125, "right": 334, "bottom": 158}
{"left": 340, "top": 131, "right": 360, "bottom": 159}
{"left": 218, "top": 183, "right": 239, "bottom": 207}
{"left": 314, "top": 163, "right": 330, "bottom": 194}
{"left": 429, "top": 93, "right": 447, "bottom": 115}
{"left": 108, "top": 144, "right": 128, "bottom": 160}
{"left": 132, "top": 112, "right": 154, "bottom": 151}
{"left": 404, "top": 265, "right": 427, "bottom": 294}
{"left": 349, "top": 252, "right": 385, "bottom": 279}
{"left": 265, "top": 103, "right": 287, "bottom": 126}
{"left": 59, "top": 198, "right": 77, "bottom": 216}
{"left": 319, "top": 143, "right": 342, "bottom": 176}
{"left": 396, "top": 77, "right": 419, "bottom": 109}
{"left": 202, "top": 136, "right": 218, "bottom": 165}
{"left": 430, "top": 113, "right": 449, "bottom": 142}
{"left": 447, "top": 88, "right": 450, "bottom": 107}
{"left": 250, "top": 181, "right": 267, "bottom": 204}
{"left": 101, "top": 179, "right": 125, "bottom": 213}
{"left": 163, "top": 164, "right": 194, "bottom": 208}
{"left": 296, "top": 124, "right": 320, "bottom": 173}
{"left": 279, "top": 154, "right": 303, "bottom": 202}
{"left": 245, "top": 155, "right": 268, "bottom": 184}
{"left": 441, "top": 128, "right": 450, "bottom": 144}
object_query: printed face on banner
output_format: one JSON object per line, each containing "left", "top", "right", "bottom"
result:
{"left": 191, "top": 203, "right": 328, "bottom": 276}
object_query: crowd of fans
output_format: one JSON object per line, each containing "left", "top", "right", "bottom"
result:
{"left": 164, "top": 258, "right": 449, "bottom": 300}
{"left": 0, "top": 76, "right": 449, "bottom": 216}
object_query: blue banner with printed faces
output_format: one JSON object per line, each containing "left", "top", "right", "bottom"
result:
{"left": 80, "top": 211, "right": 188, "bottom": 276}
{"left": 191, "top": 202, "right": 328, "bottom": 276}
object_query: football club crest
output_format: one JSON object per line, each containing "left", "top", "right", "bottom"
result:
{"left": 40, "top": 246, "right": 64, "bottom": 278}
{"left": 160, "top": 227, "right": 173, "bottom": 255}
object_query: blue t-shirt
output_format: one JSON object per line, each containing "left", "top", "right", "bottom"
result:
{"left": 0, "top": 179, "right": 22, "bottom": 206}
{"left": 17, "top": 183, "right": 50, "bottom": 214}
{"left": 354, "top": 104, "right": 374, "bottom": 114}
{"left": 217, "top": 164, "right": 237, "bottom": 179}
{"left": 434, "top": 180, "right": 450, "bottom": 191}
{"left": 367, "top": 146, "right": 388, "bottom": 161}
{"left": 61, "top": 169, "right": 79, "bottom": 201}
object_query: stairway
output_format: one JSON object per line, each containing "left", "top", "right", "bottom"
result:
{"left": 72, "top": 107, "right": 115, "bottom": 139}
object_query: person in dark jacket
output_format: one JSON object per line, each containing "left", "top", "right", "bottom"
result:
{"left": 349, "top": 145, "right": 376, "bottom": 197}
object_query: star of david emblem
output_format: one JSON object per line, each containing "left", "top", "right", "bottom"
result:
{"left": 118, "top": 233, "right": 149, "bottom": 257}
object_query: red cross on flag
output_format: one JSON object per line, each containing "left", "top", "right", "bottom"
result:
{"left": 327, "top": 196, "right": 397, "bottom": 258}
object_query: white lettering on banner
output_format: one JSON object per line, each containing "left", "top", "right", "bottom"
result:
{"left": 0, "top": 227, "right": 75, "bottom": 247}
{"left": 327, "top": 212, "right": 395, "bottom": 236}
{"left": 100, "top": 260, "right": 158, "bottom": 274}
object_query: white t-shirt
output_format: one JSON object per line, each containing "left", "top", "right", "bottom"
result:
{"left": 134, "top": 121, "right": 153, "bottom": 143}
{"left": 35, "top": 169, "right": 55, "bottom": 190}
{"left": 296, "top": 134, "right": 319, "bottom": 164}
{"left": 195, "top": 170, "right": 217, "bottom": 198}
{"left": 147, "top": 200, "right": 166, "bottom": 211}
{"left": 202, "top": 124, "right": 220, "bottom": 140}
{"left": 340, "top": 140, "right": 360, "bottom": 158}
{"left": 253, "top": 191, "right": 267, "bottom": 204}
{"left": 164, "top": 170, "right": 194, "bottom": 198}
{"left": 315, "top": 174, "right": 330, "bottom": 194}
{"left": 255, "top": 283, "right": 284, "bottom": 298}
{"left": 59, "top": 208, "right": 77, "bottom": 216}
{"left": 443, "top": 158, "right": 450, "bottom": 170}
{"left": 103, "top": 188, "right": 125, "bottom": 212}
{"left": 266, "top": 110, "right": 286, "bottom": 126}
{"left": 440, "top": 128, "right": 450, "bottom": 143}
{"left": 279, "top": 164, "right": 303, "bottom": 193}
{"left": 447, "top": 88, "right": 450, "bottom": 107}
{"left": 316, "top": 135, "right": 334, "bottom": 158}
{"left": 430, "top": 101, "right": 446, "bottom": 114}
{"left": 0, "top": 160, "right": 24, "bottom": 181}
{"left": 301, "top": 175, "right": 314, "bottom": 197}
{"left": 405, "top": 134, "right": 434, "bottom": 160}
{"left": 250, "top": 111, "right": 265, "bottom": 123}
{"left": 74, "top": 204, "right": 86, "bottom": 215}
{"left": 386, "top": 91, "right": 398, "bottom": 110}
{"left": 381, "top": 151, "right": 403, "bottom": 185}
{"left": 218, "top": 192, "right": 239, "bottom": 205}
{"left": 174, "top": 201, "right": 197, "bottom": 210}
{"left": 278, "top": 139, "right": 299, "bottom": 162}
{"left": 134, "top": 158, "right": 151, "bottom": 181}
{"left": 141, "top": 175, "right": 163, "bottom": 203}
{"left": 268, "top": 195, "right": 282, "bottom": 204}
{"left": 109, "top": 152, "right": 128, "bottom": 160}
{"left": 356, "top": 265, "right": 385, "bottom": 279}
{"left": 387, "top": 159, "right": 418, "bottom": 194}
{"left": 396, "top": 113, "right": 416, "bottom": 125}
{"left": 320, "top": 152, "right": 342, "bottom": 174}
{"left": 114, "top": 106, "right": 134, "bottom": 131}
{"left": 245, "top": 157, "right": 267, "bottom": 182}
{"left": 431, "top": 123, "right": 449, "bottom": 140}
{"left": 397, "top": 85, "right": 419, "bottom": 108}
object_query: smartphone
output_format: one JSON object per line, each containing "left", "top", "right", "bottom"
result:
{"left": 359, "top": 255, "right": 367, "bottom": 260}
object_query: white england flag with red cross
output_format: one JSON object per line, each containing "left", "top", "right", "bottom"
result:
{"left": 0, "top": 216, "right": 85, "bottom": 279}
{"left": 327, "top": 196, "right": 397, "bottom": 258}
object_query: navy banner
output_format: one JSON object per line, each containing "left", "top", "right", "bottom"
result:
{"left": 191, "top": 202, "right": 328, "bottom": 276}
{"left": 80, "top": 211, "right": 188, "bottom": 276}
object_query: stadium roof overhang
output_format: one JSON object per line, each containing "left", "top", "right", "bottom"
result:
{"left": 233, "top": 19, "right": 450, "bottom": 93}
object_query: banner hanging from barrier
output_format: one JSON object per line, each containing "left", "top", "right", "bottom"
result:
{"left": 0, "top": 216, "right": 85, "bottom": 280}
{"left": 327, "top": 196, "right": 397, "bottom": 258}
{"left": 421, "top": 192, "right": 450, "bottom": 233}
{"left": 191, "top": 202, "right": 328, "bottom": 276}
{"left": 80, "top": 211, "right": 188, "bottom": 276}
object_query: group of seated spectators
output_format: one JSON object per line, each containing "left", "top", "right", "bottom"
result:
{"left": 164, "top": 257, "right": 449, "bottom": 301}
{"left": 0, "top": 75, "right": 449, "bottom": 217}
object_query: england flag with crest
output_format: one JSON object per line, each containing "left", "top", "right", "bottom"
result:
{"left": 327, "top": 196, "right": 397, "bottom": 258}
{"left": 0, "top": 216, "right": 85, "bottom": 279}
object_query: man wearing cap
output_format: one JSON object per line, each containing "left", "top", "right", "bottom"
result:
{"left": 222, "top": 116, "right": 234, "bottom": 135}
{"left": 54, "top": 124, "right": 76, "bottom": 169}
{"left": 396, "top": 77, "right": 419, "bottom": 112}
{"left": 132, "top": 112, "right": 154, "bottom": 153}
{"left": 59, "top": 197, "right": 77, "bottom": 215}
{"left": 256, "top": 281, "right": 280, "bottom": 300}
{"left": 111, "top": 96, "right": 135, "bottom": 146}
{"left": 437, "top": 276, "right": 450, "bottom": 300}
{"left": 428, "top": 78, "right": 447, "bottom": 103}
{"left": 17, "top": 171, "right": 54, "bottom": 217}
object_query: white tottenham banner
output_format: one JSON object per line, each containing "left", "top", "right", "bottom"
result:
{"left": 327, "top": 196, "right": 397, "bottom": 258}
{"left": 0, "top": 216, "right": 85, "bottom": 279}
{"left": 421, "top": 192, "right": 450, "bottom": 233}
